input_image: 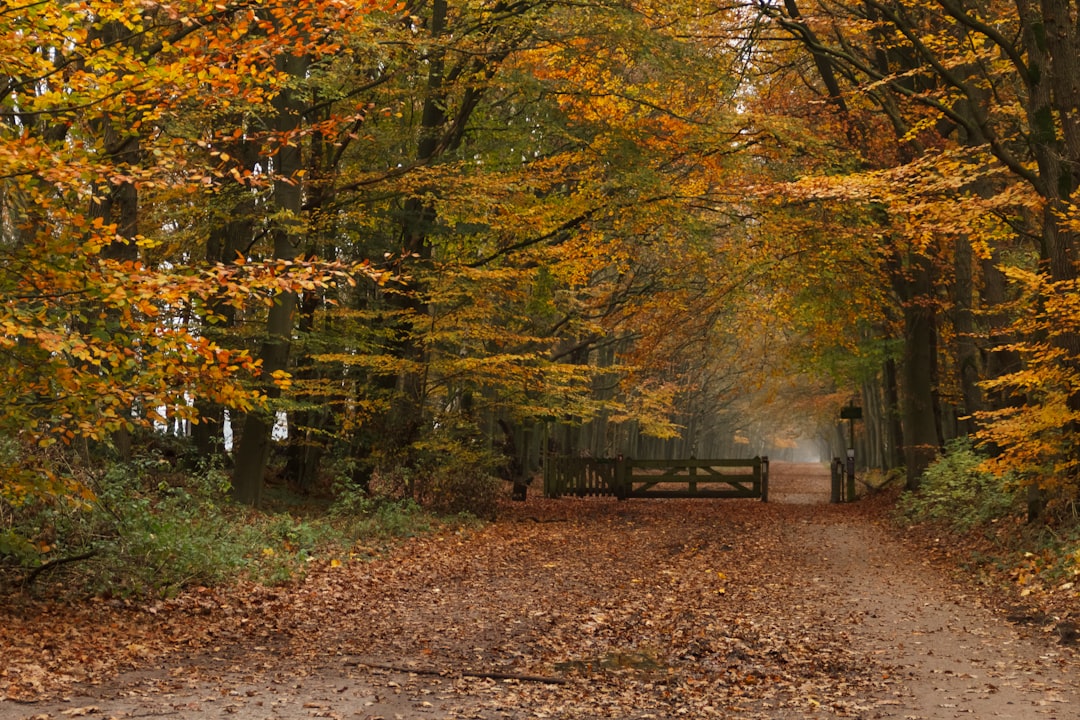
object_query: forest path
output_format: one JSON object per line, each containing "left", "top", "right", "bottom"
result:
{"left": 2, "top": 462, "right": 1079, "bottom": 719}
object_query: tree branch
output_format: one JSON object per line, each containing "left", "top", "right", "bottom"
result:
{"left": 346, "top": 660, "right": 568, "bottom": 684}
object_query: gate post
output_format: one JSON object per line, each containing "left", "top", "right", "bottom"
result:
{"left": 615, "top": 454, "right": 627, "bottom": 500}
{"left": 542, "top": 422, "right": 554, "bottom": 498}
{"left": 831, "top": 457, "right": 843, "bottom": 503}
{"left": 760, "top": 455, "right": 769, "bottom": 502}
{"left": 845, "top": 448, "right": 856, "bottom": 502}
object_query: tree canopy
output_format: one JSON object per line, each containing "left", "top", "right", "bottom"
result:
{"left": 1, "top": 0, "right": 1079, "bottom": 523}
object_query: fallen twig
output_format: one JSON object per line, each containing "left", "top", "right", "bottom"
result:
{"left": 24, "top": 551, "right": 97, "bottom": 587}
{"left": 346, "top": 659, "right": 568, "bottom": 685}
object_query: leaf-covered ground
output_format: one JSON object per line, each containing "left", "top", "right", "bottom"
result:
{"left": 2, "top": 463, "right": 1079, "bottom": 719}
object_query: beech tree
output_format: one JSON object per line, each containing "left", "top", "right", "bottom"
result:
{"left": 747, "top": 0, "right": 1077, "bottom": 491}
{"left": 251, "top": 0, "right": 784, "bottom": 495}
{"left": 0, "top": 0, "right": 374, "bottom": 504}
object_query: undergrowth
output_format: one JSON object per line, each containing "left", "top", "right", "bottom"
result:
{"left": 897, "top": 438, "right": 1021, "bottom": 533}
{"left": 0, "top": 455, "right": 464, "bottom": 599}
{"left": 896, "top": 438, "right": 1080, "bottom": 609}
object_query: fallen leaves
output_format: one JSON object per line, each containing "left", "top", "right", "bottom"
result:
{"left": 1, "top": 469, "right": 889, "bottom": 719}
{"left": 2, "top": 464, "right": 1078, "bottom": 719}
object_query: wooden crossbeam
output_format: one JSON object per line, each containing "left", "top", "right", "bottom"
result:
{"left": 543, "top": 455, "right": 768, "bottom": 501}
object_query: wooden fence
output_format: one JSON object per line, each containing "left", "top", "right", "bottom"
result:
{"left": 544, "top": 456, "right": 768, "bottom": 501}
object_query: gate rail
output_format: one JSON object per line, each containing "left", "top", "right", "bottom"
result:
{"left": 544, "top": 456, "right": 768, "bottom": 501}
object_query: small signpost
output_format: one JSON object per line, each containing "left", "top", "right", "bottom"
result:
{"left": 837, "top": 402, "right": 862, "bottom": 502}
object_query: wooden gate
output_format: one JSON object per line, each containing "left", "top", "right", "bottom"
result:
{"left": 544, "top": 456, "right": 618, "bottom": 497}
{"left": 544, "top": 456, "right": 768, "bottom": 501}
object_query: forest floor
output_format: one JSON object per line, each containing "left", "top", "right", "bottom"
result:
{"left": 2, "top": 463, "right": 1080, "bottom": 720}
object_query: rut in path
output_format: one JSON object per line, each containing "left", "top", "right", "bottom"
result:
{"left": 2, "top": 461, "right": 1078, "bottom": 719}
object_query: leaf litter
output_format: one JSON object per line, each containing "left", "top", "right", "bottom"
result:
{"left": 2, "top": 463, "right": 1079, "bottom": 719}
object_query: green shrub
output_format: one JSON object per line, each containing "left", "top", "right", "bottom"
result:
{"left": 898, "top": 438, "right": 1021, "bottom": 532}
{"left": 0, "top": 528, "right": 37, "bottom": 565}
{"left": 367, "top": 429, "right": 503, "bottom": 520}
{"left": 67, "top": 460, "right": 246, "bottom": 594}
{"left": 1, "top": 456, "right": 341, "bottom": 597}
{"left": 2, "top": 439, "right": 480, "bottom": 598}
{"left": 329, "top": 482, "right": 433, "bottom": 542}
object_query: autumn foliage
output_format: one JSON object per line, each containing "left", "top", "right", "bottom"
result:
{"left": 2, "top": 0, "right": 1080, "bottom": 592}
{"left": 976, "top": 270, "right": 1080, "bottom": 491}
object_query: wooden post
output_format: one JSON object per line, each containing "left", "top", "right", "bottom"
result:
{"left": 846, "top": 449, "right": 856, "bottom": 502}
{"left": 831, "top": 458, "right": 843, "bottom": 503}
{"left": 542, "top": 422, "right": 553, "bottom": 497}
{"left": 760, "top": 455, "right": 769, "bottom": 502}
{"left": 615, "top": 455, "right": 627, "bottom": 500}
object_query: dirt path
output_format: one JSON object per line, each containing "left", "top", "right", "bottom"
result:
{"left": 3, "top": 462, "right": 1079, "bottom": 719}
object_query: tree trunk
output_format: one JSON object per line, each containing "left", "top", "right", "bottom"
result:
{"left": 375, "top": 0, "right": 450, "bottom": 471}
{"left": 896, "top": 255, "right": 941, "bottom": 490}
{"left": 194, "top": 179, "right": 256, "bottom": 461}
{"left": 951, "top": 235, "right": 982, "bottom": 437}
{"left": 980, "top": 256, "right": 1022, "bottom": 407}
{"left": 94, "top": 125, "right": 140, "bottom": 461}
{"left": 1015, "top": 0, "right": 1080, "bottom": 510}
{"left": 283, "top": 290, "right": 334, "bottom": 492}
{"left": 232, "top": 52, "right": 308, "bottom": 506}
{"left": 862, "top": 378, "right": 885, "bottom": 470}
